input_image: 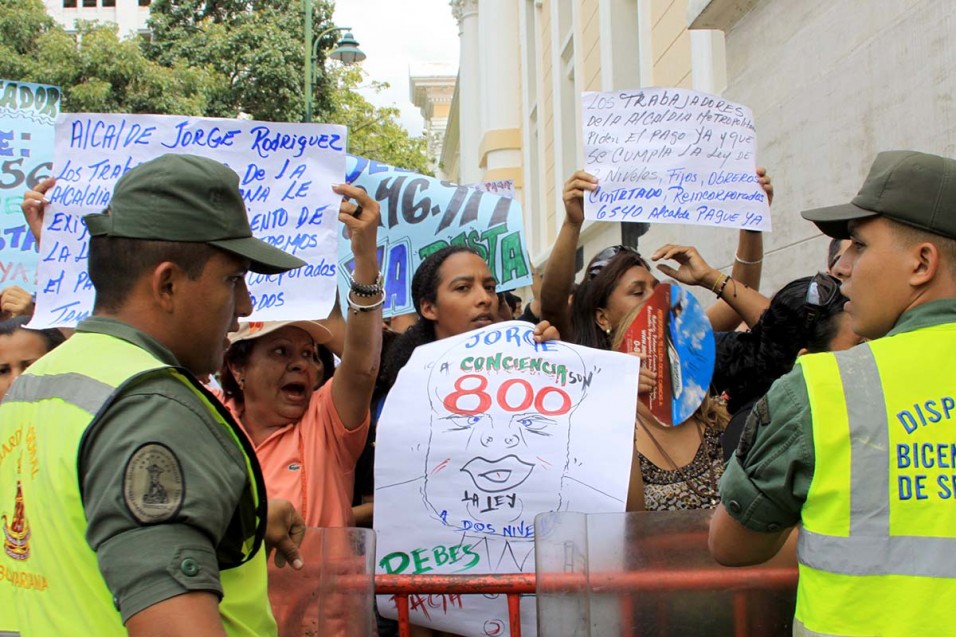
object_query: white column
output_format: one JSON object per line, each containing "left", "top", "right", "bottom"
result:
{"left": 477, "top": 0, "right": 522, "bottom": 179}
{"left": 451, "top": 0, "right": 482, "bottom": 184}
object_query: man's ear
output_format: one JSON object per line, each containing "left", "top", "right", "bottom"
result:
{"left": 420, "top": 298, "right": 439, "bottom": 322}
{"left": 150, "top": 261, "right": 180, "bottom": 313}
{"left": 910, "top": 241, "right": 940, "bottom": 287}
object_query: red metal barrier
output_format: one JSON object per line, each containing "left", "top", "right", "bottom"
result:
{"left": 375, "top": 566, "right": 797, "bottom": 636}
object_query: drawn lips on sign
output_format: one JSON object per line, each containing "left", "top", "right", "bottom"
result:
{"left": 461, "top": 455, "right": 534, "bottom": 493}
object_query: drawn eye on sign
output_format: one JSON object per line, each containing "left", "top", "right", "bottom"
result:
{"left": 420, "top": 324, "right": 592, "bottom": 537}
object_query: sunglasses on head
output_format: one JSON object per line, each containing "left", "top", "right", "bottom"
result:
{"left": 804, "top": 272, "right": 843, "bottom": 330}
{"left": 587, "top": 245, "right": 650, "bottom": 280}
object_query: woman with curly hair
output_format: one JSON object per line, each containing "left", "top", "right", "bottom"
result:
{"left": 715, "top": 273, "right": 863, "bottom": 459}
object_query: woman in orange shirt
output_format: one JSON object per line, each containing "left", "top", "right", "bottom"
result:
{"left": 217, "top": 183, "right": 382, "bottom": 527}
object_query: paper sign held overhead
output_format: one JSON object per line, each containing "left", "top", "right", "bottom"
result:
{"left": 582, "top": 87, "right": 770, "bottom": 231}
{"left": 0, "top": 80, "right": 60, "bottom": 293}
{"left": 341, "top": 156, "right": 532, "bottom": 318}
{"left": 31, "top": 113, "right": 346, "bottom": 328}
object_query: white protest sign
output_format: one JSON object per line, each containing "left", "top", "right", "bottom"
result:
{"left": 582, "top": 87, "right": 770, "bottom": 231}
{"left": 374, "top": 321, "right": 639, "bottom": 635}
{"left": 31, "top": 113, "right": 346, "bottom": 328}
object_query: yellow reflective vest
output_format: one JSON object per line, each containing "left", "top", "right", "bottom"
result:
{"left": 795, "top": 322, "right": 956, "bottom": 636}
{"left": 0, "top": 331, "right": 275, "bottom": 636}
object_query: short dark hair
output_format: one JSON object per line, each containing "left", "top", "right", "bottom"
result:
{"left": 890, "top": 219, "right": 956, "bottom": 280}
{"left": 502, "top": 291, "right": 521, "bottom": 313}
{"left": 88, "top": 236, "right": 219, "bottom": 312}
{"left": 827, "top": 238, "right": 845, "bottom": 270}
{"left": 0, "top": 315, "right": 66, "bottom": 353}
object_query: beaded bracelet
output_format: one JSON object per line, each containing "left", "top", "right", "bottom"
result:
{"left": 348, "top": 270, "right": 384, "bottom": 297}
{"left": 710, "top": 273, "right": 728, "bottom": 295}
{"left": 716, "top": 275, "right": 732, "bottom": 299}
{"left": 347, "top": 294, "right": 385, "bottom": 314}
{"left": 734, "top": 253, "right": 763, "bottom": 266}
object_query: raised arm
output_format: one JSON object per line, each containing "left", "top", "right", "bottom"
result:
{"left": 331, "top": 183, "right": 383, "bottom": 430}
{"left": 705, "top": 167, "right": 772, "bottom": 330}
{"left": 1, "top": 285, "right": 35, "bottom": 319}
{"left": 651, "top": 244, "right": 770, "bottom": 329}
{"left": 540, "top": 171, "right": 596, "bottom": 339}
{"left": 20, "top": 176, "right": 55, "bottom": 246}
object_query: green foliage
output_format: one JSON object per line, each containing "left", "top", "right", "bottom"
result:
{"left": 0, "top": 0, "right": 213, "bottom": 114}
{"left": 327, "top": 66, "right": 433, "bottom": 175}
{"left": 145, "top": 0, "right": 337, "bottom": 122}
{"left": 0, "top": 0, "right": 433, "bottom": 171}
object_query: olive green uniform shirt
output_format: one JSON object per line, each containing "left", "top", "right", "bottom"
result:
{"left": 719, "top": 299, "right": 956, "bottom": 532}
{"left": 77, "top": 317, "right": 253, "bottom": 621}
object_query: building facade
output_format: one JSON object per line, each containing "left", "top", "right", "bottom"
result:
{"left": 43, "top": 0, "right": 151, "bottom": 36}
{"left": 442, "top": 0, "right": 956, "bottom": 300}
{"left": 409, "top": 64, "right": 457, "bottom": 176}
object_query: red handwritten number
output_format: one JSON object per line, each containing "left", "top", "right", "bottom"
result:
{"left": 496, "top": 379, "right": 534, "bottom": 412}
{"left": 535, "top": 386, "right": 573, "bottom": 415}
{"left": 444, "top": 375, "right": 573, "bottom": 416}
{"left": 443, "top": 374, "right": 493, "bottom": 416}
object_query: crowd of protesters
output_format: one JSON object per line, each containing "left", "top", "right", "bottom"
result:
{"left": 2, "top": 147, "right": 954, "bottom": 637}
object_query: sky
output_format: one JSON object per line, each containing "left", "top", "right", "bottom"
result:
{"left": 332, "top": 0, "right": 460, "bottom": 137}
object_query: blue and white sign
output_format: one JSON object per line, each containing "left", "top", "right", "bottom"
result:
{"left": 341, "top": 156, "right": 532, "bottom": 318}
{"left": 31, "top": 113, "right": 346, "bottom": 327}
{"left": 0, "top": 80, "right": 59, "bottom": 293}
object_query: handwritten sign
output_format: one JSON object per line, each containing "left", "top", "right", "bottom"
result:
{"left": 582, "top": 87, "right": 770, "bottom": 231}
{"left": 374, "top": 321, "right": 638, "bottom": 634}
{"left": 30, "top": 113, "right": 346, "bottom": 328}
{"left": 0, "top": 80, "right": 59, "bottom": 293}
{"left": 341, "top": 157, "right": 532, "bottom": 318}
{"left": 474, "top": 179, "right": 515, "bottom": 199}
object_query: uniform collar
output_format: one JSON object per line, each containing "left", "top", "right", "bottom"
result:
{"left": 887, "top": 298, "right": 956, "bottom": 337}
{"left": 75, "top": 316, "right": 181, "bottom": 367}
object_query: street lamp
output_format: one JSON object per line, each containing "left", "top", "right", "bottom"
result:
{"left": 304, "top": 1, "right": 366, "bottom": 122}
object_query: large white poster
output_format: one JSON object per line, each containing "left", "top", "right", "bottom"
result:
{"left": 374, "top": 321, "right": 639, "bottom": 635}
{"left": 32, "top": 113, "right": 346, "bottom": 327}
{"left": 582, "top": 87, "right": 770, "bottom": 231}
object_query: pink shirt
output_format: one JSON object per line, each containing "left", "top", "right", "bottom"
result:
{"left": 217, "top": 379, "right": 369, "bottom": 527}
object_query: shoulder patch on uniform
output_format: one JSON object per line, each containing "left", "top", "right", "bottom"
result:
{"left": 736, "top": 396, "right": 771, "bottom": 461}
{"left": 123, "top": 443, "right": 185, "bottom": 524}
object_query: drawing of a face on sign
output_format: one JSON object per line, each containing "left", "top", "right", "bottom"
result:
{"left": 422, "top": 324, "right": 590, "bottom": 538}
